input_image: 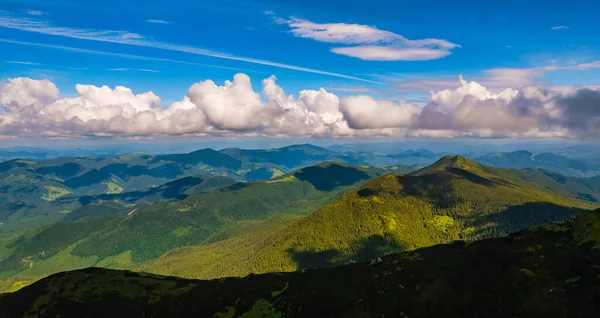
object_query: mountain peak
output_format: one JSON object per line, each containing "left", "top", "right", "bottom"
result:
{"left": 412, "top": 154, "right": 484, "bottom": 176}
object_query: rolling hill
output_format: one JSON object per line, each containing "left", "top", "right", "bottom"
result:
{"left": 2, "top": 208, "right": 599, "bottom": 317}
{"left": 0, "top": 144, "right": 417, "bottom": 229}
{"left": 0, "top": 163, "right": 387, "bottom": 291}
{"left": 137, "top": 156, "right": 599, "bottom": 281}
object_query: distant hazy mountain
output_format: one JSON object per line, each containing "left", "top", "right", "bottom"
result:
{"left": 3, "top": 209, "right": 599, "bottom": 317}
{"left": 476, "top": 150, "right": 600, "bottom": 177}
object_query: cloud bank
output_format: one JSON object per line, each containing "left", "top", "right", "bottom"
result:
{"left": 0, "top": 74, "right": 598, "bottom": 139}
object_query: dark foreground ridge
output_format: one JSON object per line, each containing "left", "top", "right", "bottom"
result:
{"left": 1, "top": 209, "right": 600, "bottom": 318}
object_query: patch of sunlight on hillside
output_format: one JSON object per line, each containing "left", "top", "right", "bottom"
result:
{"left": 266, "top": 175, "right": 299, "bottom": 184}
{"left": 429, "top": 215, "right": 455, "bottom": 232}
{"left": 271, "top": 168, "right": 284, "bottom": 178}
{"left": 96, "top": 250, "right": 134, "bottom": 269}
{"left": 106, "top": 182, "right": 124, "bottom": 194}
{"left": 6, "top": 280, "right": 31, "bottom": 293}
{"left": 41, "top": 186, "right": 72, "bottom": 201}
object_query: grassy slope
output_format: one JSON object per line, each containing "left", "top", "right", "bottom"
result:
{"left": 2, "top": 209, "right": 599, "bottom": 317}
{"left": 139, "top": 156, "right": 597, "bottom": 280}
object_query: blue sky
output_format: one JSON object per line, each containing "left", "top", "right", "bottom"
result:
{"left": 2, "top": 0, "right": 599, "bottom": 100}
{"left": 0, "top": 0, "right": 599, "bottom": 142}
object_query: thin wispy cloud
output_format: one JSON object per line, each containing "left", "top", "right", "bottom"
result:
{"left": 326, "top": 87, "right": 376, "bottom": 93}
{"left": 0, "top": 38, "right": 266, "bottom": 74}
{"left": 0, "top": 13, "right": 379, "bottom": 84}
{"left": 146, "top": 19, "right": 171, "bottom": 24}
{"left": 277, "top": 17, "right": 459, "bottom": 61}
{"left": 107, "top": 68, "right": 160, "bottom": 73}
{"left": 6, "top": 60, "right": 43, "bottom": 65}
{"left": 551, "top": 25, "right": 569, "bottom": 30}
{"left": 25, "top": 10, "right": 45, "bottom": 16}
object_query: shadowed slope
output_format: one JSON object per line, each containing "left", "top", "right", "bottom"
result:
{"left": 2, "top": 209, "right": 599, "bottom": 317}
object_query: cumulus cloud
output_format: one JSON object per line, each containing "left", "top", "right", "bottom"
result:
{"left": 187, "top": 73, "right": 276, "bottom": 131}
{"left": 557, "top": 89, "right": 600, "bottom": 138}
{"left": 340, "top": 96, "right": 421, "bottom": 129}
{"left": 0, "top": 78, "right": 208, "bottom": 136}
{"left": 413, "top": 77, "right": 599, "bottom": 138}
{"left": 391, "top": 61, "right": 600, "bottom": 94}
{"left": 280, "top": 17, "right": 458, "bottom": 61}
{"left": 1, "top": 77, "right": 59, "bottom": 110}
{"left": 0, "top": 74, "right": 598, "bottom": 139}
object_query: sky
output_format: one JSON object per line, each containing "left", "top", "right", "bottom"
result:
{"left": 0, "top": 0, "right": 599, "bottom": 144}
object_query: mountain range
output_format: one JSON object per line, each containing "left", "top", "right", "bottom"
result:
{"left": 0, "top": 144, "right": 420, "bottom": 232}
{"left": 1, "top": 153, "right": 599, "bottom": 294}
{"left": 476, "top": 150, "right": 600, "bottom": 177}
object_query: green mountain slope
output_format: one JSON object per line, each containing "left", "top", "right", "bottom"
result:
{"left": 0, "top": 163, "right": 386, "bottom": 291}
{"left": 76, "top": 175, "right": 238, "bottom": 205}
{"left": 2, "top": 209, "right": 599, "bottom": 317}
{"left": 138, "top": 156, "right": 598, "bottom": 280}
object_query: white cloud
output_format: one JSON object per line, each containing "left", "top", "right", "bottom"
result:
{"left": 551, "top": 25, "right": 569, "bottom": 30}
{"left": 331, "top": 46, "right": 451, "bottom": 61}
{"left": 25, "top": 10, "right": 44, "bottom": 16}
{"left": 0, "top": 13, "right": 378, "bottom": 84}
{"left": 340, "top": 95, "right": 421, "bottom": 129}
{"left": 146, "top": 19, "right": 171, "bottom": 24}
{"left": 1, "top": 77, "right": 59, "bottom": 110}
{"left": 0, "top": 38, "right": 264, "bottom": 74}
{"left": 187, "top": 73, "right": 276, "bottom": 131}
{"left": 106, "top": 68, "right": 160, "bottom": 73}
{"left": 1, "top": 74, "right": 599, "bottom": 139}
{"left": 280, "top": 17, "right": 458, "bottom": 61}
{"left": 391, "top": 61, "right": 600, "bottom": 94}
{"left": 6, "top": 61, "right": 43, "bottom": 65}
{"left": 325, "top": 87, "right": 375, "bottom": 93}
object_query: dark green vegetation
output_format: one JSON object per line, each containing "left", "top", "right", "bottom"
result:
{"left": 0, "top": 163, "right": 387, "bottom": 291}
{"left": 2, "top": 209, "right": 599, "bottom": 317}
{"left": 476, "top": 150, "right": 600, "bottom": 177}
{"left": 0, "top": 144, "right": 417, "bottom": 229}
{"left": 138, "top": 156, "right": 599, "bottom": 281}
